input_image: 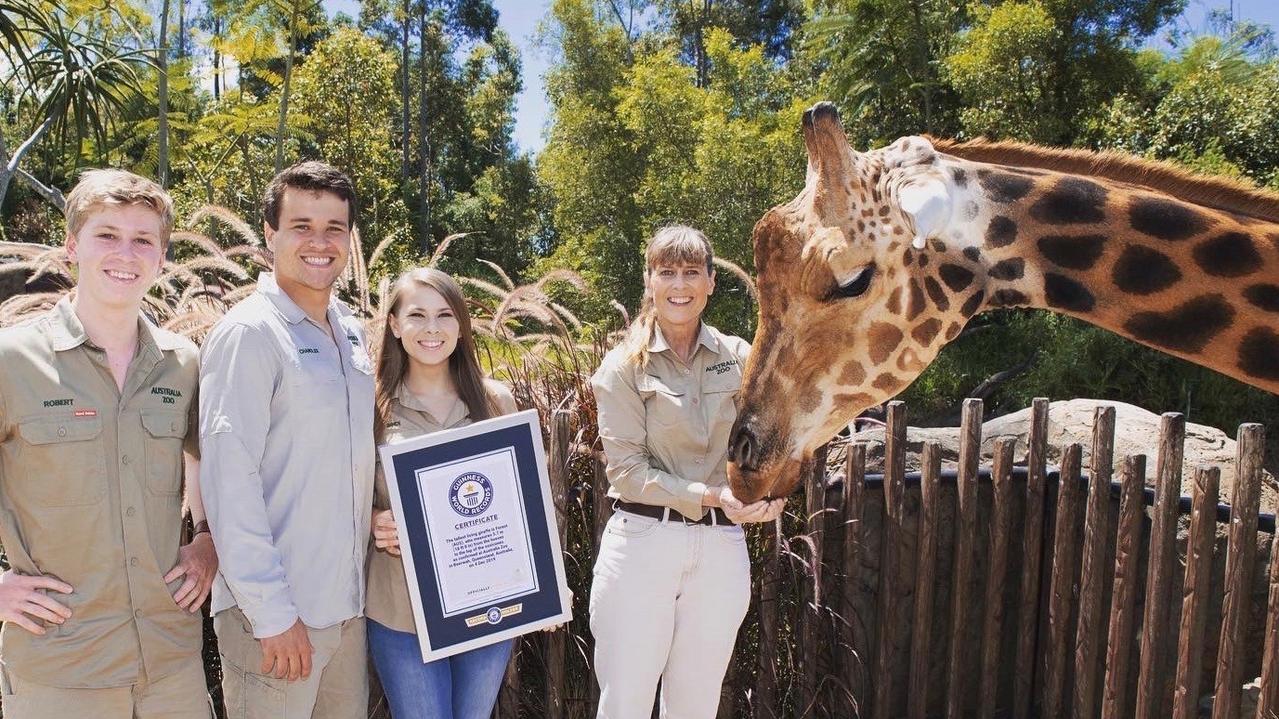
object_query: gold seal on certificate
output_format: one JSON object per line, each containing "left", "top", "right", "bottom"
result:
{"left": 379, "top": 409, "right": 572, "bottom": 662}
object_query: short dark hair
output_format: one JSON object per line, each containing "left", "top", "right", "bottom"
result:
{"left": 262, "top": 161, "right": 358, "bottom": 230}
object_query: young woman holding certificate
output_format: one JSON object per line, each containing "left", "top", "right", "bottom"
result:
{"left": 589, "top": 226, "right": 785, "bottom": 718}
{"left": 367, "top": 268, "right": 518, "bottom": 719}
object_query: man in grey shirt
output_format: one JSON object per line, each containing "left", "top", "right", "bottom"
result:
{"left": 199, "top": 162, "right": 375, "bottom": 719}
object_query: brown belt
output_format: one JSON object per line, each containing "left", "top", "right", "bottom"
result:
{"left": 613, "top": 500, "right": 735, "bottom": 527}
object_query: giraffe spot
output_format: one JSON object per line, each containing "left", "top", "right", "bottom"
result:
{"left": 912, "top": 318, "right": 942, "bottom": 345}
{"left": 907, "top": 279, "right": 926, "bottom": 320}
{"left": 960, "top": 290, "right": 986, "bottom": 317}
{"left": 1044, "top": 273, "right": 1096, "bottom": 313}
{"left": 924, "top": 277, "right": 950, "bottom": 310}
{"left": 951, "top": 167, "right": 968, "bottom": 187}
{"left": 896, "top": 348, "right": 924, "bottom": 372}
{"left": 963, "top": 201, "right": 980, "bottom": 221}
{"left": 903, "top": 248, "right": 914, "bottom": 266}
{"left": 1128, "top": 196, "right": 1208, "bottom": 241}
{"left": 886, "top": 287, "right": 903, "bottom": 314}
{"left": 918, "top": 253, "right": 929, "bottom": 268}
{"left": 990, "top": 289, "right": 1030, "bottom": 307}
{"left": 962, "top": 246, "right": 981, "bottom": 262}
{"left": 1037, "top": 234, "right": 1107, "bottom": 270}
{"left": 1111, "top": 244, "right": 1181, "bottom": 295}
{"left": 838, "top": 362, "right": 867, "bottom": 385}
{"left": 1030, "top": 178, "right": 1108, "bottom": 225}
{"left": 978, "top": 169, "right": 1034, "bottom": 203}
{"left": 944, "top": 322, "right": 962, "bottom": 340}
{"left": 939, "top": 264, "right": 975, "bottom": 292}
{"left": 989, "top": 258, "right": 1025, "bottom": 281}
{"left": 1238, "top": 327, "right": 1279, "bottom": 381}
{"left": 930, "top": 239, "right": 948, "bottom": 252}
{"left": 797, "top": 386, "right": 821, "bottom": 414}
{"left": 1243, "top": 284, "right": 1279, "bottom": 312}
{"left": 878, "top": 206, "right": 890, "bottom": 217}
{"left": 834, "top": 393, "right": 875, "bottom": 411}
{"left": 1193, "top": 232, "right": 1262, "bottom": 277}
{"left": 868, "top": 323, "right": 904, "bottom": 364}
{"left": 1124, "top": 294, "right": 1235, "bottom": 353}
{"left": 872, "top": 373, "right": 902, "bottom": 393}
{"left": 985, "top": 216, "right": 1018, "bottom": 248}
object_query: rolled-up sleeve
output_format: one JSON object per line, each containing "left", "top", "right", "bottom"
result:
{"left": 590, "top": 361, "right": 706, "bottom": 520}
{"left": 199, "top": 324, "right": 298, "bottom": 638}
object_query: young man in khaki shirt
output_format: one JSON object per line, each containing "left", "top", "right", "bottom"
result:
{"left": 0, "top": 170, "right": 219, "bottom": 717}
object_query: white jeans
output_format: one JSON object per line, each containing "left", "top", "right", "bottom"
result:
{"left": 590, "top": 509, "right": 751, "bottom": 719}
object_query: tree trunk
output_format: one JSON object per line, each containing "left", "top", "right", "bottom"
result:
{"left": 0, "top": 115, "right": 56, "bottom": 208}
{"left": 212, "top": 14, "right": 222, "bottom": 101}
{"left": 400, "top": 0, "right": 411, "bottom": 177}
{"left": 274, "top": 4, "right": 299, "bottom": 174}
{"left": 416, "top": 10, "right": 431, "bottom": 252}
{"left": 158, "top": 0, "right": 171, "bottom": 187}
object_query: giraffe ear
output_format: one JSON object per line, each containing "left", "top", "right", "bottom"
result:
{"left": 897, "top": 177, "right": 952, "bottom": 250}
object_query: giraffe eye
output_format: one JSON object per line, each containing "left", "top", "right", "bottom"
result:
{"left": 832, "top": 265, "right": 875, "bottom": 300}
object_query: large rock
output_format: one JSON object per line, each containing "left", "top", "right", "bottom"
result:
{"left": 829, "top": 398, "right": 1277, "bottom": 511}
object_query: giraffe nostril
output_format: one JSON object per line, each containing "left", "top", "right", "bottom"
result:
{"left": 731, "top": 427, "right": 758, "bottom": 471}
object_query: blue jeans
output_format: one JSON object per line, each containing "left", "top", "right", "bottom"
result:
{"left": 367, "top": 619, "right": 514, "bottom": 719}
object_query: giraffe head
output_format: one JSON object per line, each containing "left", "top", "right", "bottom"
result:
{"left": 727, "top": 102, "right": 984, "bottom": 502}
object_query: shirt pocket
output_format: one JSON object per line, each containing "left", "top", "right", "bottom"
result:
{"left": 15, "top": 416, "right": 106, "bottom": 507}
{"left": 141, "top": 409, "right": 187, "bottom": 496}
{"left": 637, "top": 374, "right": 686, "bottom": 431}
{"left": 703, "top": 365, "right": 743, "bottom": 425}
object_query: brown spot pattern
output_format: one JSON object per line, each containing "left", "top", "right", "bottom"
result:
{"left": 868, "top": 323, "right": 904, "bottom": 364}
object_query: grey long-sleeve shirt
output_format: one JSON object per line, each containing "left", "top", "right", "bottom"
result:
{"left": 198, "top": 272, "right": 376, "bottom": 638}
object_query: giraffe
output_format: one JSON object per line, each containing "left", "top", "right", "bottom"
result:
{"left": 725, "top": 102, "right": 1279, "bottom": 503}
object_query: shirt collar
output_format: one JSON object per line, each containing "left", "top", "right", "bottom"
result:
{"left": 255, "top": 271, "right": 330, "bottom": 326}
{"left": 394, "top": 384, "right": 471, "bottom": 427}
{"left": 45, "top": 295, "right": 174, "bottom": 365}
{"left": 648, "top": 322, "right": 720, "bottom": 357}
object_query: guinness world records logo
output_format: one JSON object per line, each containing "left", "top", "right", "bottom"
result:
{"left": 449, "top": 472, "right": 494, "bottom": 517}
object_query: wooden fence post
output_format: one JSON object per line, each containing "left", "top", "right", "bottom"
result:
{"left": 1014, "top": 397, "right": 1050, "bottom": 719}
{"left": 755, "top": 511, "right": 783, "bottom": 719}
{"left": 1171, "top": 466, "right": 1220, "bottom": 719}
{"left": 872, "top": 401, "right": 908, "bottom": 719}
{"left": 802, "top": 445, "right": 829, "bottom": 713}
{"left": 944, "top": 398, "right": 983, "bottom": 719}
{"left": 1258, "top": 504, "right": 1279, "bottom": 719}
{"left": 1074, "top": 405, "right": 1116, "bottom": 718}
{"left": 1211, "top": 424, "right": 1265, "bottom": 719}
{"left": 1136, "top": 413, "right": 1186, "bottom": 719}
{"left": 842, "top": 443, "right": 868, "bottom": 717}
{"left": 1101, "top": 454, "right": 1147, "bottom": 719}
{"left": 907, "top": 442, "right": 942, "bottom": 719}
{"left": 1044, "top": 444, "right": 1084, "bottom": 718}
{"left": 546, "top": 409, "right": 570, "bottom": 719}
{"left": 978, "top": 438, "right": 1016, "bottom": 718}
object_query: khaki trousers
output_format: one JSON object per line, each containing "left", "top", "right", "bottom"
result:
{"left": 0, "top": 654, "right": 211, "bottom": 719}
{"left": 214, "top": 608, "right": 367, "bottom": 719}
{"left": 589, "top": 510, "right": 751, "bottom": 719}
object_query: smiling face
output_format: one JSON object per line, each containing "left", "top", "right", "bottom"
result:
{"left": 66, "top": 203, "right": 166, "bottom": 312}
{"left": 265, "top": 187, "right": 351, "bottom": 298}
{"left": 389, "top": 284, "right": 460, "bottom": 368}
{"left": 648, "top": 261, "right": 716, "bottom": 332}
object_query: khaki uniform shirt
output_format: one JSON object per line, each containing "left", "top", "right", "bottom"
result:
{"left": 0, "top": 297, "right": 201, "bottom": 688}
{"left": 367, "top": 380, "right": 517, "bottom": 633}
{"left": 199, "top": 272, "right": 376, "bottom": 639}
{"left": 590, "top": 323, "right": 749, "bottom": 521}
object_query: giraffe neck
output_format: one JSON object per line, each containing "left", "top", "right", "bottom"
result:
{"left": 936, "top": 156, "right": 1279, "bottom": 394}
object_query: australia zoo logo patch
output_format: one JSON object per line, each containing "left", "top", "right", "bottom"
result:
{"left": 449, "top": 472, "right": 494, "bottom": 518}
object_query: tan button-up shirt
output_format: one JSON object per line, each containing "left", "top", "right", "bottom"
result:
{"left": 0, "top": 297, "right": 201, "bottom": 688}
{"left": 199, "top": 272, "right": 375, "bottom": 638}
{"left": 590, "top": 323, "right": 749, "bottom": 521}
{"left": 367, "top": 380, "right": 517, "bottom": 633}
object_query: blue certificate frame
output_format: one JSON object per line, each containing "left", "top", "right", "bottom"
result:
{"left": 378, "top": 409, "right": 572, "bottom": 662}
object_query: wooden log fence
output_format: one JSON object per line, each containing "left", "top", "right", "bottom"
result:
{"left": 491, "top": 399, "right": 1277, "bottom": 718}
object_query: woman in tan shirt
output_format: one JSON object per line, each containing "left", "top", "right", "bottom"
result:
{"left": 590, "top": 226, "right": 784, "bottom": 718}
{"left": 366, "top": 268, "right": 517, "bottom": 719}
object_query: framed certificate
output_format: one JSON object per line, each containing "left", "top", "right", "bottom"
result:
{"left": 378, "top": 409, "right": 572, "bottom": 662}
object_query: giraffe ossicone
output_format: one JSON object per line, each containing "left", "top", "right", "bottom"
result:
{"left": 726, "top": 101, "right": 1279, "bottom": 504}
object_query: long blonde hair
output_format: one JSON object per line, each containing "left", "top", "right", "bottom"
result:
{"left": 374, "top": 268, "right": 495, "bottom": 442}
{"left": 622, "top": 225, "right": 715, "bottom": 367}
